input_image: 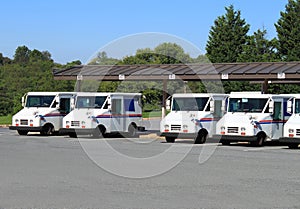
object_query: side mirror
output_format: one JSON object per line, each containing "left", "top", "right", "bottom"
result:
{"left": 166, "top": 99, "right": 171, "bottom": 111}
{"left": 107, "top": 97, "right": 112, "bottom": 111}
{"left": 287, "top": 100, "right": 293, "bottom": 114}
{"left": 55, "top": 97, "right": 60, "bottom": 109}
{"left": 210, "top": 100, "right": 215, "bottom": 113}
{"left": 269, "top": 100, "right": 274, "bottom": 114}
{"left": 21, "top": 96, "right": 25, "bottom": 107}
{"left": 71, "top": 97, "right": 75, "bottom": 110}
{"left": 221, "top": 99, "right": 227, "bottom": 113}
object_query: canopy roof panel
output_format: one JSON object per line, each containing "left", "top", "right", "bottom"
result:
{"left": 53, "top": 62, "right": 300, "bottom": 81}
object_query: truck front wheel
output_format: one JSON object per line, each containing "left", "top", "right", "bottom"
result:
{"left": 252, "top": 133, "right": 266, "bottom": 147}
{"left": 17, "top": 130, "right": 28, "bottom": 135}
{"left": 41, "top": 124, "right": 55, "bottom": 136}
{"left": 127, "top": 124, "right": 137, "bottom": 138}
{"left": 288, "top": 144, "right": 299, "bottom": 149}
{"left": 194, "top": 130, "right": 208, "bottom": 144}
{"left": 93, "top": 126, "right": 105, "bottom": 138}
{"left": 165, "top": 137, "right": 175, "bottom": 143}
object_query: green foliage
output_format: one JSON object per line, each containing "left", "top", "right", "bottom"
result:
{"left": 14, "top": 45, "right": 31, "bottom": 65}
{"left": 89, "top": 52, "right": 120, "bottom": 65}
{"left": 238, "top": 29, "right": 280, "bottom": 62}
{"left": 0, "top": 53, "right": 12, "bottom": 66}
{"left": 0, "top": 46, "right": 76, "bottom": 116}
{"left": 206, "top": 5, "right": 250, "bottom": 63}
{"left": 0, "top": 115, "right": 12, "bottom": 125}
{"left": 120, "top": 42, "right": 192, "bottom": 64}
{"left": 275, "top": 0, "right": 300, "bottom": 61}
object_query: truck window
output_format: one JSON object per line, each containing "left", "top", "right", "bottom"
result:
{"left": 228, "top": 98, "right": 268, "bottom": 113}
{"left": 112, "top": 99, "right": 122, "bottom": 115}
{"left": 59, "top": 98, "right": 71, "bottom": 114}
{"left": 295, "top": 99, "right": 300, "bottom": 114}
{"left": 124, "top": 99, "right": 135, "bottom": 112}
{"left": 76, "top": 96, "right": 107, "bottom": 108}
{"left": 273, "top": 102, "right": 282, "bottom": 120}
{"left": 26, "top": 96, "right": 55, "bottom": 108}
{"left": 172, "top": 97, "right": 209, "bottom": 111}
{"left": 214, "top": 100, "right": 222, "bottom": 117}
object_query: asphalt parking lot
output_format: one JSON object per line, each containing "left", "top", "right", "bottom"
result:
{"left": 1, "top": 127, "right": 300, "bottom": 209}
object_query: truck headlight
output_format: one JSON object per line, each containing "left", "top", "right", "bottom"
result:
{"left": 289, "top": 129, "right": 294, "bottom": 133}
{"left": 66, "top": 121, "right": 70, "bottom": 125}
{"left": 221, "top": 126, "right": 225, "bottom": 131}
{"left": 15, "top": 119, "right": 19, "bottom": 123}
{"left": 183, "top": 125, "right": 188, "bottom": 129}
{"left": 241, "top": 127, "right": 246, "bottom": 132}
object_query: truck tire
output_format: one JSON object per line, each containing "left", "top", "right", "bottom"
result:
{"left": 93, "top": 126, "right": 105, "bottom": 138}
{"left": 252, "top": 133, "right": 266, "bottom": 147}
{"left": 221, "top": 140, "right": 230, "bottom": 146}
{"left": 69, "top": 133, "right": 77, "bottom": 138}
{"left": 41, "top": 124, "right": 54, "bottom": 136}
{"left": 17, "top": 130, "right": 28, "bottom": 135}
{"left": 127, "top": 124, "right": 137, "bottom": 138}
{"left": 165, "top": 137, "right": 175, "bottom": 143}
{"left": 288, "top": 144, "right": 299, "bottom": 149}
{"left": 194, "top": 130, "right": 208, "bottom": 144}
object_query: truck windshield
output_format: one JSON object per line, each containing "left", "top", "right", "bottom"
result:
{"left": 172, "top": 97, "right": 209, "bottom": 111}
{"left": 26, "top": 95, "right": 55, "bottom": 108}
{"left": 228, "top": 98, "right": 268, "bottom": 113}
{"left": 295, "top": 99, "right": 300, "bottom": 114}
{"left": 76, "top": 96, "right": 107, "bottom": 109}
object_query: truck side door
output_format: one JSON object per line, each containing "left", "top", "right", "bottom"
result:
{"left": 111, "top": 97, "right": 125, "bottom": 132}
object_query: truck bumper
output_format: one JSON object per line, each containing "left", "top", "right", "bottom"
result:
{"left": 160, "top": 132, "right": 197, "bottom": 139}
{"left": 9, "top": 126, "right": 43, "bottom": 132}
{"left": 59, "top": 128, "right": 94, "bottom": 135}
{"left": 279, "top": 137, "right": 300, "bottom": 144}
{"left": 213, "top": 134, "right": 257, "bottom": 142}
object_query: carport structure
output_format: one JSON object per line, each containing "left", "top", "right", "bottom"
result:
{"left": 53, "top": 62, "right": 300, "bottom": 116}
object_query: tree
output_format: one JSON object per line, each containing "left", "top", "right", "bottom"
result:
{"left": 206, "top": 5, "right": 250, "bottom": 63}
{"left": 14, "top": 45, "right": 31, "bottom": 65}
{"left": 275, "top": 0, "right": 300, "bottom": 61}
{"left": 89, "top": 51, "right": 120, "bottom": 65}
{"left": 154, "top": 43, "right": 191, "bottom": 64}
{"left": 238, "top": 29, "right": 280, "bottom": 62}
{"left": 29, "top": 49, "right": 53, "bottom": 63}
{"left": 120, "top": 43, "right": 192, "bottom": 65}
{"left": 0, "top": 53, "right": 11, "bottom": 65}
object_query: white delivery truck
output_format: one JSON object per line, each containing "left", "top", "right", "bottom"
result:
{"left": 9, "top": 92, "right": 76, "bottom": 136}
{"left": 279, "top": 95, "right": 300, "bottom": 149}
{"left": 214, "top": 92, "right": 292, "bottom": 146}
{"left": 60, "top": 92, "right": 144, "bottom": 138}
{"left": 160, "top": 93, "right": 227, "bottom": 143}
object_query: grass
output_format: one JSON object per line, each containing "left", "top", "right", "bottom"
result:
{"left": 0, "top": 115, "right": 12, "bottom": 125}
{"left": 142, "top": 111, "right": 162, "bottom": 118}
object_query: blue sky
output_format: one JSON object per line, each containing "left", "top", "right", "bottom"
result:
{"left": 1, "top": 0, "right": 288, "bottom": 64}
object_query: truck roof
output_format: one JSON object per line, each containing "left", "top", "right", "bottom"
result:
{"left": 229, "top": 92, "right": 293, "bottom": 99}
{"left": 75, "top": 92, "right": 142, "bottom": 97}
{"left": 172, "top": 93, "right": 226, "bottom": 98}
{"left": 27, "top": 92, "right": 77, "bottom": 96}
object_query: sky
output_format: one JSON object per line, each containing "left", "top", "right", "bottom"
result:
{"left": 1, "top": 0, "right": 288, "bottom": 64}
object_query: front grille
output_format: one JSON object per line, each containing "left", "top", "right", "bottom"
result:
{"left": 71, "top": 121, "right": 80, "bottom": 127}
{"left": 20, "top": 119, "right": 28, "bottom": 125}
{"left": 296, "top": 129, "right": 300, "bottom": 136}
{"left": 227, "top": 127, "right": 238, "bottom": 134}
{"left": 171, "top": 125, "right": 181, "bottom": 131}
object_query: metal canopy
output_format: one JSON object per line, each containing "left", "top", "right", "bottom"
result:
{"left": 53, "top": 62, "right": 300, "bottom": 81}
{"left": 53, "top": 62, "right": 300, "bottom": 118}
